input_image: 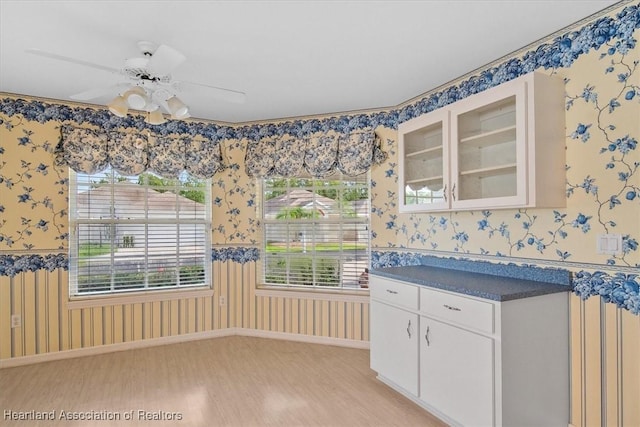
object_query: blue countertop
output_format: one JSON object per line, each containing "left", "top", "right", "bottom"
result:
{"left": 370, "top": 265, "right": 572, "bottom": 302}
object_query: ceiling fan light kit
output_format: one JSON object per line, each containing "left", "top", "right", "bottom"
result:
{"left": 146, "top": 108, "right": 166, "bottom": 125}
{"left": 106, "top": 87, "right": 191, "bottom": 125}
{"left": 107, "top": 95, "right": 128, "bottom": 118}
{"left": 123, "top": 87, "right": 150, "bottom": 110}
{"left": 167, "top": 95, "right": 190, "bottom": 119}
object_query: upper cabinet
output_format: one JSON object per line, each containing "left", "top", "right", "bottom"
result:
{"left": 398, "top": 72, "right": 566, "bottom": 212}
{"left": 398, "top": 109, "right": 450, "bottom": 212}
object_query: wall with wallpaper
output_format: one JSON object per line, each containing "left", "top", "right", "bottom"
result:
{"left": 374, "top": 19, "right": 639, "bottom": 268}
{"left": 371, "top": 7, "right": 640, "bottom": 308}
{"left": 1, "top": 2, "right": 639, "bottom": 426}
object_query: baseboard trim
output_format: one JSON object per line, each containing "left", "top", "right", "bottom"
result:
{"left": 0, "top": 329, "right": 236, "bottom": 369}
{"left": 0, "top": 328, "right": 368, "bottom": 369}
{"left": 236, "top": 328, "right": 370, "bottom": 350}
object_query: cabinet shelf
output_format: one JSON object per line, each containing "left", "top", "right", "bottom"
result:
{"left": 459, "top": 125, "right": 516, "bottom": 148}
{"left": 406, "top": 176, "right": 443, "bottom": 185}
{"left": 458, "top": 163, "right": 517, "bottom": 179}
{"left": 406, "top": 146, "right": 443, "bottom": 158}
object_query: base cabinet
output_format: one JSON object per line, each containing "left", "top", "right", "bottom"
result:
{"left": 370, "top": 275, "right": 569, "bottom": 427}
{"left": 419, "top": 317, "right": 494, "bottom": 426}
{"left": 370, "top": 301, "right": 419, "bottom": 395}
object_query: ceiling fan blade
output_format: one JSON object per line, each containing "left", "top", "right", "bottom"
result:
{"left": 180, "top": 81, "right": 247, "bottom": 104}
{"left": 146, "top": 44, "right": 186, "bottom": 76}
{"left": 69, "top": 83, "right": 130, "bottom": 101}
{"left": 25, "top": 48, "right": 121, "bottom": 74}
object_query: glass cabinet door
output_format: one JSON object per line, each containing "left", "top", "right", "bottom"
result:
{"left": 450, "top": 79, "right": 527, "bottom": 209}
{"left": 398, "top": 110, "right": 450, "bottom": 212}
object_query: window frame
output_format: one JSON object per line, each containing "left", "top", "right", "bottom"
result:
{"left": 257, "top": 173, "right": 371, "bottom": 293}
{"left": 67, "top": 168, "right": 213, "bottom": 305}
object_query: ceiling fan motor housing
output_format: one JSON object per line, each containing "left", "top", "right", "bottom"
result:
{"left": 137, "top": 40, "right": 158, "bottom": 56}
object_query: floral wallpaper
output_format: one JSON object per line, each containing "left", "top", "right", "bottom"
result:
{"left": 1, "top": 3, "right": 639, "bottom": 313}
{"left": 211, "top": 136, "right": 258, "bottom": 245}
{"left": 0, "top": 119, "right": 69, "bottom": 250}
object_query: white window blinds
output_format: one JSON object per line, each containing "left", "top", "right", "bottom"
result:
{"left": 261, "top": 174, "right": 370, "bottom": 290}
{"left": 69, "top": 168, "right": 211, "bottom": 296}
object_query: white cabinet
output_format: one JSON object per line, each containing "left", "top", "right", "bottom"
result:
{"left": 398, "top": 71, "right": 565, "bottom": 212}
{"left": 370, "top": 280, "right": 419, "bottom": 395}
{"left": 370, "top": 302, "right": 419, "bottom": 395}
{"left": 419, "top": 317, "right": 494, "bottom": 427}
{"left": 369, "top": 274, "right": 569, "bottom": 427}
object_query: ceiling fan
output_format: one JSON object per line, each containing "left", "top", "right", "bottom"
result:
{"left": 26, "top": 41, "right": 246, "bottom": 123}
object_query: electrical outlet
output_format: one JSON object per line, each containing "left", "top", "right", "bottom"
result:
{"left": 11, "top": 314, "right": 21, "bottom": 328}
{"left": 219, "top": 296, "right": 226, "bottom": 306}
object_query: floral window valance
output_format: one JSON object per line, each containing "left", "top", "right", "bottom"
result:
{"left": 55, "top": 125, "right": 224, "bottom": 179}
{"left": 244, "top": 129, "right": 387, "bottom": 178}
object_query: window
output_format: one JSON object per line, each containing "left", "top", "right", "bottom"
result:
{"left": 69, "top": 167, "right": 211, "bottom": 297}
{"left": 404, "top": 186, "right": 444, "bottom": 205}
{"left": 261, "top": 174, "right": 370, "bottom": 290}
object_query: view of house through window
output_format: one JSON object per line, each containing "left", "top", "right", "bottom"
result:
{"left": 261, "top": 174, "right": 370, "bottom": 290}
{"left": 404, "top": 186, "right": 444, "bottom": 205}
{"left": 69, "top": 168, "right": 211, "bottom": 297}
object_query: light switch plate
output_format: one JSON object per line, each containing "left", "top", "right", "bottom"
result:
{"left": 597, "top": 234, "right": 623, "bottom": 255}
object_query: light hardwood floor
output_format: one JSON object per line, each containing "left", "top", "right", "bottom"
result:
{"left": 0, "top": 336, "right": 445, "bottom": 426}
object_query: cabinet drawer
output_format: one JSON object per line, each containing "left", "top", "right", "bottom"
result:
{"left": 420, "top": 287, "right": 494, "bottom": 333}
{"left": 370, "top": 277, "right": 419, "bottom": 310}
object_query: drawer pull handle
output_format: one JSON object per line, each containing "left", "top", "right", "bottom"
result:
{"left": 444, "top": 304, "right": 461, "bottom": 312}
{"left": 386, "top": 289, "right": 398, "bottom": 295}
{"left": 406, "top": 320, "right": 412, "bottom": 339}
{"left": 425, "top": 326, "right": 430, "bottom": 347}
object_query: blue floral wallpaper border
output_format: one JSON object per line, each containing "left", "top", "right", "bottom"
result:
{"left": 574, "top": 270, "right": 640, "bottom": 313}
{"left": 0, "top": 98, "right": 397, "bottom": 141}
{"left": 210, "top": 247, "right": 260, "bottom": 263}
{"left": 0, "top": 253, "right": 68, "bottom": 276}
{"left": 1, "top": 249, "right": 638, "bottom": 314}
{"left": 0, "top": 247, "right": 260, "bottom": 277}
{"left": 1, "top": 4, "right": 638, "bottom": 139}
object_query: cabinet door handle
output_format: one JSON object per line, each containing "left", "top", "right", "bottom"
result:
{"left": 425, "top": 326, "right": 430, "bottom": 346}
{"left": 452, "top": 183, "right": 456, "bottom": 201}
{"left": 386, "top": 289, "right": 398, "bottom": 295}
{"left": 443, "top": 185, "right": 448, "bottom": 202}
{"left": 443, "top": 304, "right": 461, "bottom": 312}
{"left": 406, "top": 320, "right": 412, "bottom": 339}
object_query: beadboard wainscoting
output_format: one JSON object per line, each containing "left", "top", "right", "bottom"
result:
{"left": 570, "top": 295, "right": 640, "bottom": 427}
{"left": 0, "top": 260, "right": 370, "bottom": 368}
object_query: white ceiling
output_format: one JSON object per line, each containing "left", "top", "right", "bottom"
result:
{"left": 0, "top": 0, "right": 622, "bottom": 124}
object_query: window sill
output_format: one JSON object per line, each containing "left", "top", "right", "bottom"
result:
{"left": 255, "top": 286, "right": 369, "bottom": 303}
{"left": 66, "top": 287, "right": 214, "bottom": 309}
